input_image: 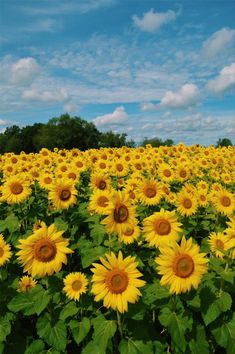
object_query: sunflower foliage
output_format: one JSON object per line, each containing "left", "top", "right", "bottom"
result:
{"left": 0, "top": 144, "right": 235, "bottom": 354}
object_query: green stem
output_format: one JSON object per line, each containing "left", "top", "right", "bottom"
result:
{"left": 116, "top": 311, "right": 123, "bottom": 339}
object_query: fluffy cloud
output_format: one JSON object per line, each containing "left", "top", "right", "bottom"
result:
{"left": 133, "top": 9, "right": 177, "bottom": 32}
{"left": 93, "top": 106, "right": 128, "bottom": 127}
{"left": 206, "top": 63, "right": 235, "bottom": 94}
{"left": 202, "top": 28, "right": 235, "bottom": 58}
{"left": 160, "top": 84, "right": 200, "bottom": 109}
{"left": 22, "top": 88, "right": 69, "bottom": 103}
{"left": 140, "top": 102, "right": 158, "bottom": 111}
{"left": 9, "top": 57, "right": 40, "bottom": 85}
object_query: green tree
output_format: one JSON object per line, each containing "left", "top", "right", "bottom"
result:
{"left": 216, "top": 138, "right": 233, "bottom": 147}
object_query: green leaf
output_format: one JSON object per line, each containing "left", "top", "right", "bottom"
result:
{"left": 92, "top": 314, "right": 117, "bottom": 352}
{"left": 118, "top": 339, "right": 153, "bottom": 354}
{"left": 70, "top": 317, "right": 91, "bottom": 345}
{"left": 79, "top": 238, "right": 107, "bottom": 268}
{"left": 189, "top": 325, "right": 209, "bottom": 354}
{"left": 59, "top": 301, "right": 78, "bottom": 321}
{"left": 25, "top": 339, "right": 45, "bottom": 354}
{"left": 158, "top": 308, "right": 192, "bottom": 352}
{"left": 0, "top": 317, "right": 11, "bottom": 342}
{"left": 0, "top": 343, "right": 4, "bottom": 354}
{"left": 37, "top": 313, "right": 67, "bottom": 352}
{"left": 211, "top": 313, "right": 235, "bottom": 354}
{"left": 7, "top": 285, "right": 51, "bottom": 315}
{"left": 54, "top": 217, "right": 68, "bottom": 231}
{"left": 220, "top": 269, "right": 234, "bottom": 284}
{"left": 142, "top": 280, "right": 169, "bottom": 306}
{"left": 200, "top": 288, "right": 232, "bottom": 325}
{"left": 90, "top": 223, "right": 106, "bottom": 245}
{"left": 6, "top": 214, "right": 20, "bottom": 233}
{"left": 82, "top": 341, "right": 106, "bottom": 354}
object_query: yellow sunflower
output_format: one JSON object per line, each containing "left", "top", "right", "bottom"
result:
{"left": 48, "top": 178, "right": 78, "bottom": 210}
{"left": 90, "top": 173, "right": 111, "bottom": 191}
{"left": 1, "top": 174, "right": 31, "bottom": 204}
{"left": 137, "top": 179, "right": 163, "bottom": 206}
{"left": 18, "top": 276, "right": 37, "bottom": 292}
{"left": 211, "top": 189, "right": 235, "bottom": 216}
{"left": 102, "top": 191, "right": 137, "bottom": 234}
{"left": 0, "top": 234, "right": 12, "bottom": 266}
{"left": 156, "top": 237, "right": 208, "bottom": 294}
{"left": 225, "top": 217, "right": 235, "bottom": 259}
{"left": 63, "top": 272, "right": 88, "bottom": 301}
{"left": 143, "top": 209, "right": 182, "bottom": 248}
{"left": 16, "top": 223, "right": 73, "bottom": 277}
{"left": 176, "top": 191, "right": 198, "bottom": 216}
{"left": 91, "top": 251, "right": 145, "bottom": 313}
{"left": 117, "top": 224, "right": 140, "bottom": 244}
{"left": 208, "top": 232, "right": 234, "bottom": 259}
{"left": 89, "top": 189, "right": 114, "bottom": 215}
{"left": 158, "top": 163, "right": 175, "bottom": 182}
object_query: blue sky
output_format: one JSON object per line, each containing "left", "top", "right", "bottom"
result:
{"left": 0, "top": 0, "right": 235, "bottom": 145}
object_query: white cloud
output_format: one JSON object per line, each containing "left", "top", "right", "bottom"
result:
{"left": 63, "top": 102, "right": 79, "bottom": 113}
{"left": 9, "top": 57, "right": 40, "bottom": 85}
{"left": 206, "top": 63, "right": 235, "bottom": 94}
{"left": 0, "top": 119, "right": 11, "bottom": 126}
{"left": 22, "top": 88, "right": 69, "bottom": 103}
{"left": 22, "top": 0, "right": 116, "bottom": 15}
{"left": 133, "top": 9, "right": 177, "bottom": 32}
{"left": 160, "top": 84, "right": 200, "bottom": 109}
{"left": 140, "top": 102, "right": 158, "bottom": 111}
{"left": 202, "top": 28, "right": 235, "bottom": 58}
{"left": 93, "top": 106, "right": 128, "bottom": 127}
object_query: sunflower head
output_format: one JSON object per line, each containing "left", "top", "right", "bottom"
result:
{"left": 0, "top": 234, "right": 12, "bottom": 266}
{"left": 91, "top": 251, "right": 145, "bottom": 313}
{"left": 18, "top": 276, "right": 37, "bottom": 292}
{"left": 63, "top": 272, "right": 88, "bottom": 301}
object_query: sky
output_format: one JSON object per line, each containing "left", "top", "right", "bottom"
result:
{"left": 0, "top": 0, "right": 235, "bottom": 145}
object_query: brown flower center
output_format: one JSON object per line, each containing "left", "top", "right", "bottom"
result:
{"left": 72, "top": 280, "right": 82, "bottom": 291}
{"left": 200, "top": 195, "right": 206, "bottom": 201}
{"left": 76, "top": 161, "right": 83, "bottom": 168}
{"left": 116, "top": 164, "right": 124, "bottom": 172}
{"left": 173, "top": 254, "right": 194, "bottom": 278}
{"left": 106, "top": 269, "right": 129, "bottom": 294}
{"left": 145, "top": 187, "right": 157, "bottom": 198}
{"left": 114, "top": 204, "right": 129, "bottom": 223}
{"left": 221, "top": 196, "right": 231, "bottom": 207}
{"left": 34, "top": 239, "right": 57, "bottom": 262}
{"left": 164, "top": 169, "right": 171, "bottom": 177}
{"left": 154, "top": 219, "right": 171, "bottom": 235}
{"left": 124, "top": 227, "right": 135, "bottom": 236}
{"left": 44, "top": 177, "right": 52, "bottom": 184}
{"left": 68, "top": 172, "right": 77, "bottom": 180}
{"left": 97, "top": 196, "right": 109, "bottom": 207}
{"left": 60, "top": 189, "right": 71, "bottom": 201}
{"left": 183, "top": 198, "right": 192, "bottom": 209}
{"left": 10, "top": 182, "right": 23, "bottom": 195}
{"left": 215, "top": 239, "right": 224, "bottom": 250}
{"left": 180, "top": 170, "right": 187, "bottom": 178}
{"left": 0, "top": 247, "right": 4, "bottom": 257}
{"left": 100, "top": 162, "right": 106, "bottom": 169}
{"left": 98, "top": 180, "right": 106, "bottom": 190}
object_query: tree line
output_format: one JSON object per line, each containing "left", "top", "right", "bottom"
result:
{"left": 0, "top": 114, "right": 233, "bottom": 154}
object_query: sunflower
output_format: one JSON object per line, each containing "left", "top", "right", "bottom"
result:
{"left": 89, "top": 189, "right": 114, "bottom": 215}
{"left": 137, "top": 179, "right": 163, "bottom": 206}
{"left": 18, "top": 276, "right": 37, "bottom": 292}
{"left": 48, "top": 178, "right": 78, "bottom": 210}
{"left": 1, "top": 174, "right": 31, "bottom": 204}
{"left": 38, "top": 173, "right": 54, "bottom": 190}
{"left": 208, "top": 232, "right": 234, "bottom": 259}
{"left": 211, "top": 189, "right": 235, "bottom": 216}
{"left": 91, "top": 251, "right": 145, "bottom": 313}
{"left": 102, "top": 191, "right": 137, "bottom": 234}
{"left": 155, "top": 237, "right": 208, "bottom": 294}
{"left": 16, "top": 223, "right": 73, "bottom": 277}
{"left": 0, "top": 234, "right": 12, "bottom": 266}
{"left": 143, "top": 209, "right": 182, "bottom": 248}
{"left": 197, "top": 189, "right": 209, "bottom": 207}
{"left": 158, "top": 163, "right": 175, "bottom": 182}
{"left": 176, "top": 191, "right": 198, "bottom": 216}
{"left": 117, "top": 224, "right": 140, "bottom": 244}
{"left": 90, "top": 173, "right": 111, "bottom": 191}
{"left": 225, "top": 217, "right": 235, "bottom": 259}
{"left": 63, "top": 272, "right": 88, "bottom": 301}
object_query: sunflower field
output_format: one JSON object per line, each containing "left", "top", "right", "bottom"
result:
{"left": 0, "top": 144, "right": 235, "bottom": 354}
